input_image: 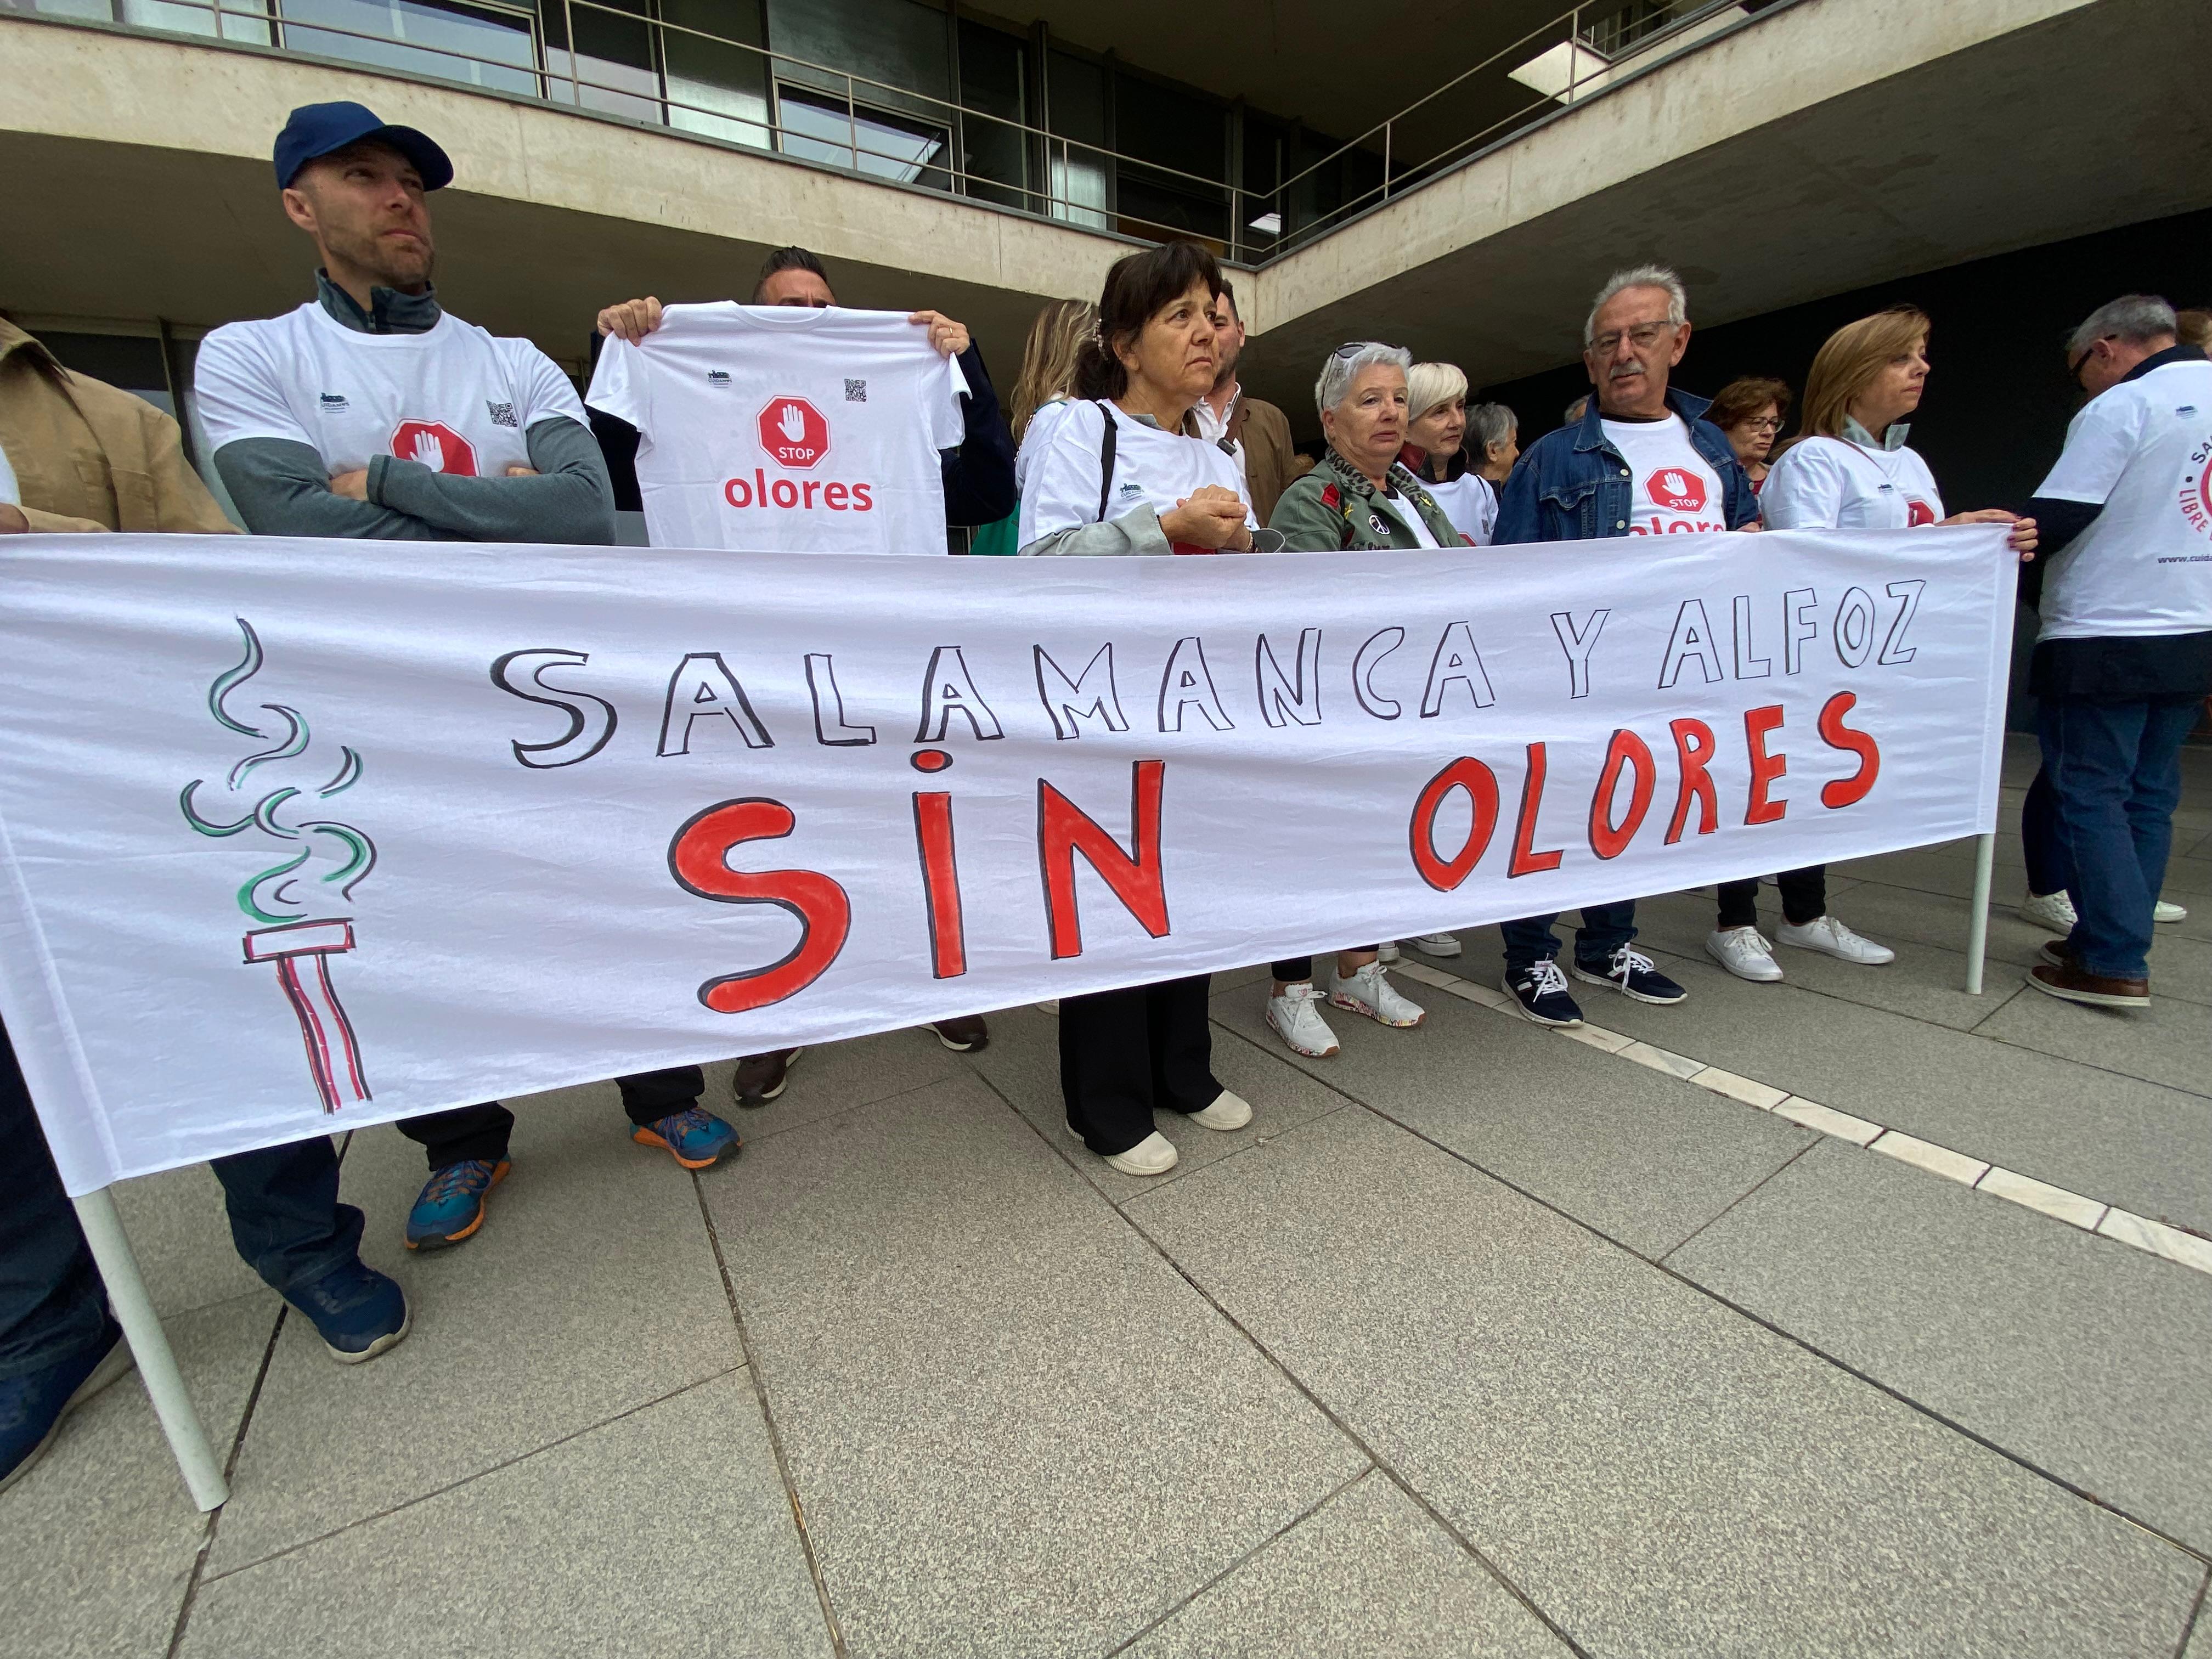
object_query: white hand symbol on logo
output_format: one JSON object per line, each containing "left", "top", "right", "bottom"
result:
{"left": 410, "top": 429, "right": 448, "bottom": 471}
{"left": 778, "top": 403, "right": 807, "bottom": 443}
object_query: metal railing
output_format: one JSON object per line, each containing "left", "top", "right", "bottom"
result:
{"left": 10, "top": 0, "right": 1767, "bottom": 264}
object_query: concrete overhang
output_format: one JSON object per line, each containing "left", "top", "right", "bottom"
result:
{"left": 0, "top": 15, "right": 1135, "bottom": 371}
{"left": 1234, "top": 0, "right": 2212, "bottom": 417}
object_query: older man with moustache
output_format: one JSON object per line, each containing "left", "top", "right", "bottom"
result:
{"left": 1490, "top": 264, "right": 1758, "bottom": 1027}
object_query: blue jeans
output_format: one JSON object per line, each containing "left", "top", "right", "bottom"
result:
{"left": 2020, "top": 764, "right": 2069, "bottom": 898}
{"left": 1500, "top": 901, "right": 1638, "bottom": 971}
{"left": 2, "top": 1016, "right": 362, "bottom": 1379}
{"left": 2035, "top": 695, "right": 2198, "bottom": 979}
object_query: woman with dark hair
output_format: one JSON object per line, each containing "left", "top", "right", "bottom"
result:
{"left": 1706, "top": 375, "right": 1791, "bottom": 494}
{"left": 1706, "top": 307, "right": 2035, "bottom": 984}
{"left": 1016, "top": 241, "right": 1263, "bottom": 1176}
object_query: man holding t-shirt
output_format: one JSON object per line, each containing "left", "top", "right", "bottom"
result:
{"left": 1491, "top": 264, "right": 1758, "bottom": 1026}
{"left": 592, "top": 250, "right": 1011, "bottom": 1106}
{"left": 196, "top": 103, "right": 747, "bottom": 1257}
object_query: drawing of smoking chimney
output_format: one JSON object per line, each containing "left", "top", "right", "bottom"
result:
{"left": 180, "top": 619, "right": 376, "bottom": 1112}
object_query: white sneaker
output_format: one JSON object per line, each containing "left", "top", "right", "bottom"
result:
{"left": 1705, "top": 926, "right": 1783, "bottom": 983}
{"left": 2155, "top": 899, "right": 2187, "bottom": 924}
{"left": 1376, "top": 941, "right": 1401, "bottom": 963}
{"left": 1188, "top": 1089, "right": 1252, "bottom": 1131}
{"left": 1404, "top": 932, "right": 1462, "bottom": 958}
{"left": 1330, "top": 962, "right": 1426, "bottom": 1028}
{"left": 2019, "top": 889, "right": 2076, "bottom": 933}
{"left": 1775, "top": 915, "right": 1895, "bottom": 965}
{"left": 1267, "top": 983, "right": 1340, "bottom": 1057}
{"left": 1102, "top": 1131, "right": 1178, "bottom": 1177}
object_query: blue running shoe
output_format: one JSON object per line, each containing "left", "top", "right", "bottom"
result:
{"left": 1, "top": 1318, "right": 134, "bottom": 1494}
{"left": 287, "top": 1260, "right": 410, "bottom": 1364}
{"left": 1504, "top": 959, "right": 1583, "bottom": 1027}
{"left": 1572, "top": 945, "right": 1687, "bottom": 1006}
{"left": 632, "top": 1107, "right": 741, "bottom": 1170}
{"left": 405, "top": 1158, "right": 510, "bottom": 1251}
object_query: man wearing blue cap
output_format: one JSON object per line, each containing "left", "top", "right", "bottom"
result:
{"left": 194, "top": 104, "right": 746, "bottom": 1257}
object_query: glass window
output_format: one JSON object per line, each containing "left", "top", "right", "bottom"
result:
{"left": 766, "top": 0, "right": 949, "bottom": 120}
{"left": 543, "top": 0, "right": 662, "bottom": 123}
{"left": 1043, "top": 49, "right": 1107, "bottom": 232}
{"left": 661, "top": 0, "right": 771, "bottom": 150}
{"left": 110, "top": 0, "right": 273, "bottom": 46}
{"left": 778, "top": 88, "right": 949, "bottom": 189}
{"left": 955, "top": 17, "right": 1027, "bottom": 213}
{"left": 278, "top": 0, "right": 534, "bottom": 96}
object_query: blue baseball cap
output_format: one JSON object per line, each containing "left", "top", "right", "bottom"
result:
{"left": 274, "top": 101, "right": 453, "bottom": 191}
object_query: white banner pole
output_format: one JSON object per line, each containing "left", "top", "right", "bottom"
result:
{"left": 1963, "top": 831, "right": 1997, "bottom": 995}
{"left": 69, "top": 1188, "right": 229, "bottom": 1512}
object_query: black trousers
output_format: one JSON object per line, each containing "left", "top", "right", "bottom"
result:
{"left": 1269, "top": 948, "right": 1379, "bottom": 982}
{"left": 1715, "top": 866, "right": 1827, "bottom": 930}
{"left": 1057, "top": 975, "right": 1222, "bottom": 1158}
{"left": 397, "top": 1066, "right": 707, "bottom": 1169}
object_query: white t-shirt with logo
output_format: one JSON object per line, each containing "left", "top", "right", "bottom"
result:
{"left": 1424, "top": 472, "right": 1496, "bottom": 545}
{"left": 2034, "top": 357, "right": 2212, "bottom": 641}
{"left": 195, "top": 302, "right": 582, "bottom": 482}
{"left": 1019, "top": 400, "right": 1251, "bottom": 554}
{"left": 586, "top": 303, "right": 966, "bottom": 554}
{"left": 1762, "top": 434, "right": 1944, "bottom": 532}
{"left": 1602, "top": 415, "right": 1730, "bottom": 535}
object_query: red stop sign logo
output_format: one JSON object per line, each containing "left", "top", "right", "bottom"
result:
{"left": 1905, "top": 497, "right": 1936, "bottom": 527}
{"left": 1647, "top": 466, "right": 1707, "bottom": 512}
{"left": 759, "top": 397, "right": 829, "bottom": 470}
{"left": 390, "top": 419, "right": 478, "bottom": 477}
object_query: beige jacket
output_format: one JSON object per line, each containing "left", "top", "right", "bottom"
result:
{"left": 0, "top": 318, "right": 235, "bottom": 534}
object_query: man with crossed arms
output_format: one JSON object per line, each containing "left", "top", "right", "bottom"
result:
{"left": 195, "top": 103, "right": 748, "bottom": 1257}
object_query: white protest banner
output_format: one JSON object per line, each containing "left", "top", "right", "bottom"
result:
{"left": 0, "top": 527, "right": 2013, "bottom": 1193}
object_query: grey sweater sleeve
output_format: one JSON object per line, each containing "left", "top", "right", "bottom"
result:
{"left": 366, "top": 417, "right": 617, "bottom": 545}
{"left": 1018, "top": 506, "right": 1173, "bottom": 557}
{"left": 214, "top": 437, "right": 442, "bottom": 540}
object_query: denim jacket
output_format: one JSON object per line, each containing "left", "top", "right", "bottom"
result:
{"left": 1493, "top": 387, "right": 1757, "bottom": 544}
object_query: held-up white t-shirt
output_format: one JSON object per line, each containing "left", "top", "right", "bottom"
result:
{"left": 1019, "top": 400, "right": 1252, "bottom": 553}
{"left": 586, "top": 303, "right": 966, "bottom": 554}
{"left": 2034, "top": 357, "right": 2212, "bottom": 641}
{"left": 1762, "top": 435, "right": 1944, "bottom": 532}
{"left": 1602, "top": 415, "right": 1730, "bottom": 535}
{"left": 1423, "top": 472, "right": 1496, "bottom": 545}
{"left": 195, "top": 303, "right": 583, "bottom": 479}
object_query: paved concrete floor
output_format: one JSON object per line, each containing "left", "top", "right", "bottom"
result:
{"left": 9, "top": 735, "right": 2210, "bottom": 1657}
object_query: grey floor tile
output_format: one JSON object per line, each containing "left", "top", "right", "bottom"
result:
{"left": 1670, "top": 1140, "right": 2212, "bottom": 1552}
{"left": 0, "top": 1295, "right": 273, "bottom": 1659}
{"left": 1209, "top": 973, "right": 1813, "bottom": 1259}
{"left": 718, "top": 1024, "right": 970, "bottom": 1142}
{"left": 699, "top": 1073, "right": 1366, "bottom": 1658}
{"left": 113, "top": 1161, "right": 277, "bottom": 1318}
{"left": 178, "top": 1372, "right": 828, "bottom": 1659}
{"left": 2188, "top": 1596, "right": 2212, "bottom": 1659}
{"left": 1969, "top": 986, "right": 2210, "bottom": 1102}
{"left": 966, "top": 1002, "right": 1347, "bottom": 1204}
{"left": 1127, "top": 1109, "right": 2203, "bottom": 1657}
{"left": 1123, "top": 1470, "right": 1570, "bottom": 1659}
{"left": 1482, "top": 945, "right": 2212, "bottom": 1239}
{"left": 209, "top": 1080, "right": 742, "bottom": 1574}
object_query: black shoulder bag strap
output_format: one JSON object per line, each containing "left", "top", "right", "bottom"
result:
{"left": 1092, "top": 400, "right": 1119, "bottom": 522}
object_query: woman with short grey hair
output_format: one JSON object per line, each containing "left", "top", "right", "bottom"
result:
{"left": 1257, "top": 342, "right": 1458, "bottom": 1058}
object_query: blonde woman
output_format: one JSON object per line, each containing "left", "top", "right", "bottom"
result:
{"left": 1715, "top": 307, "right": 2035, "bottom": 984}
{"left": 1010, "top": 298, "right": 1099, "bottom": 493}
{"left": 1400, "top": 361, "right": 1498, "bottom": 547}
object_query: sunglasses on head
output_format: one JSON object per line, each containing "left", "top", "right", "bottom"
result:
{"left": 1331, "top": 341, "right": 1392, "bottom": 359}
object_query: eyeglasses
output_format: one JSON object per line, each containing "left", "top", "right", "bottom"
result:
{"left": 2067, "top": 337, "right": 2108, "bottom": 381}
{"left": 1331, "top": 340, "right": 1392, "bottom": 359}
{"left": 1738, "top": 416, "right": 1784, "bottom": 432}
{"left": 1589, "top": 323, "right": 1675, "bottom": 356}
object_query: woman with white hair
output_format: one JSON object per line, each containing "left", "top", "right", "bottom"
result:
{"left": 1256, "top": 343, "right": 1457, "bottom": 1058}
{"left": 1400, "top": 362, "right": 1496, "bottom": 546}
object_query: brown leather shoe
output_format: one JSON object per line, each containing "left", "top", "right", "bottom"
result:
{"left": 731, "top": 1047, "right": 802, "bottom": 1108}
{"left": 929, "top": 1014, "right": 991, "bottom": 1053}
{"left": 2026, "top": 962, "right": 2149, "bottom": 1008}
{"left": 2038, "top": 939, "right": 2074, "bottom": 969}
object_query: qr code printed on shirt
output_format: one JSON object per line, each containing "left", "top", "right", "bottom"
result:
{"left": 844, "top": 379, "right": 868, "bottom": 403}
{"left": 486, "top": 400, "right": 518, "bottom": 428}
